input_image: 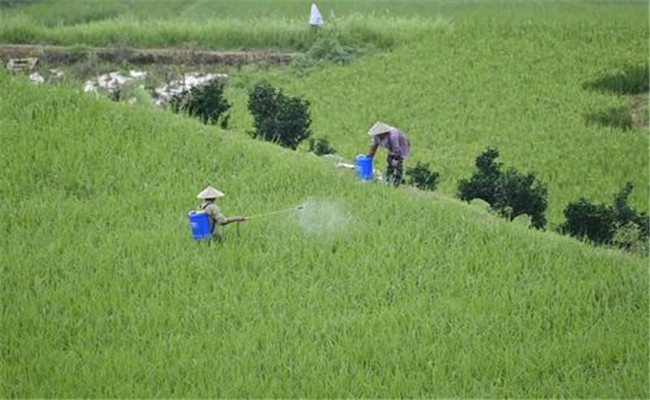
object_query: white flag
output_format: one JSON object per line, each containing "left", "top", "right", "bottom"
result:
{"left": 310, "top": 3, "right": 324, "bottom": 27}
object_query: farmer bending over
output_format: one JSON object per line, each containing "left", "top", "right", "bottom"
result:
{"left": 367, "top": 121, "right": 411, "bottom": 186}
{"left": 197, "top": 186, "right": 247, "bottom": 242}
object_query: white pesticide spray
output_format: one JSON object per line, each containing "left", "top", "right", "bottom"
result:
{"left": 294, "top": 198, "right": 352, "bottom": 236}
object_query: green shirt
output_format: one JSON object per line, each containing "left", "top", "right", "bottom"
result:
{"left": 201, "top": 202, "right": 227, "bottom": 234}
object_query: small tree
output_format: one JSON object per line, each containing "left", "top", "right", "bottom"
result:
{"left": 170, "top": 79, "right": 231, "bottom": 126}
{"left": 560, "top": 182, "right": 649, "bottom": 248}
{"left": 458, "top": 148, "right": 501, "bottom": 205}
{"left": 248, "top": 82, "right": 311, "bottom": 150}
{"left": 494, "top": 169, "right": 548, "bottom": 229}
{"left": 406, "top": 162, "right": 440, "bottom": 191}
{"left": 458, "top": 148, "right": 548, "bottom": 229}
{"left": 559, "top": 198, "right": 615, "bottom": 244}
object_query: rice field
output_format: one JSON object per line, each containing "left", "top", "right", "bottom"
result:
{"left": 223, "top": 6, "right": 649, "bottom": 226}
{"left": 1, "top": 0, "right": 648, "bottom": 398}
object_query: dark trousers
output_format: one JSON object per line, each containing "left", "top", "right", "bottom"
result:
{"left": 386, "top": 154, "right": 404, "bottom": 186}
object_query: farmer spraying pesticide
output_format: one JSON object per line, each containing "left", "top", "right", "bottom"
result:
{"left": 366, "top": 121, "right": 411, "bottom": 186}
{"left": 196, "top": 186, "right": 247, "bottom": 242}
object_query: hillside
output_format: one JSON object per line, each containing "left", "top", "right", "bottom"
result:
{"left": 1, "top": 69, "right": 648, "bottom": 398}
{"left": 224, "top": 8, "right": 649, "bottom": 226}
{"left": 2, "top": 1, "right": 647, "bottom": 228}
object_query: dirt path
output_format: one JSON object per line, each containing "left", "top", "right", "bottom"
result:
{"left": 0, "top": 44, "right": 297, "bottom": 66}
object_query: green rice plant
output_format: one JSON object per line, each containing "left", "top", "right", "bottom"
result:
{"left": 584, "top": 63, "right": 650, "bottom": 95}
{"left": 0, "top": 2, "right": 649, "bottom": 398}
{"left": 1, "top": 57, "right": 648, "bottom": 399}
{"left": 584, "top": 106, "right": 634, "bottom": 130}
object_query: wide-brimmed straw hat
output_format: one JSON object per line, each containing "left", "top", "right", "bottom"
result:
{"left": 367, "top": 121, "right": 393, "bottom": 136}
{"left": 197, "top": 186, "right": 225, "bottom": 199}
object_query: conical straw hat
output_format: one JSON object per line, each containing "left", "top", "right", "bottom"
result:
{"left": 367, "top": 121, "right": 393, "bottom": 136}
{"left": 197, "top": 186, "right": 225, "bottom": 199}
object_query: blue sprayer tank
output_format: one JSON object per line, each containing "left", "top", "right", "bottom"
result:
{"left": 188, "top": 211, "right": 212, "bottom": 241}
{"left": 355, "top": 155, "right": 373, "bottom": 181}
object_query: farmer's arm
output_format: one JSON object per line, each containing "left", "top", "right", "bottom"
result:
{"left": 203, "top": 203, "right": 229, "bottom": 225}
{"left": 224, "top": 216, "right": 247, "bottom": 225}
{"left": 368, "top": 136, "right": 379, "bottom": 158}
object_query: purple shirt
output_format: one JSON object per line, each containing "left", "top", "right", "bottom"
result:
{"left": 372, "top": 129, "right": 411, "bottom": 159}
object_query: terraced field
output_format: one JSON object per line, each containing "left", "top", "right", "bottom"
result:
{"left": 1, "top": 0, "right": 648, "bottom": 398}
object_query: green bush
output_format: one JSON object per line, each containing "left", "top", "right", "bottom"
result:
{"left": 612, "top": 222, "right": 649, "bottom": 255}
{"left": 248, "top": 81, "right": 311, "bottom": 150}
{"left": 170, "top": 79, "right": 231, "bottom": 126}
{"left": 308, "top": 137, "right": 336, "bottom": 155}
{"left": 458, "top": 148, "right": 548, "bottom": 229}
{"left": 406, "top": 162, "right": 440, "bottom": 191}
{"left": 560, "top": 182, "right": 649, "bottom": 249}
{"left": 559, "top": 198, "right": 615, "bottom": 244}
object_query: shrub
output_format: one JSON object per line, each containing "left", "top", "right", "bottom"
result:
{"left": 458, "top": 148, "right": 501, "bottom": 205}
{"left": 559, "top": 182, "right": 649, "bottom": 249}
{"left": 612, "top": 222, "right": 649, "bottom": 255}
{"left": 406, "top": 162, "right": 440, "bottom": 191}
{"left": 308, "top": 137, "right": 336, "bottom": 155}
{"left": 248, "top": 82, "right": 311, "bottom": 150}
{"left": 291, "top": 24, "right": 374, "bottom": 74}
{"left": 494, "top": 169, "right": 548, "bottom": 229}
{"left": 612, "top": 182, "right": 650, "bottom": 238}
{"left": 559, "top": 198, "right": 615, "bottom": 245}
{"left": 170, "top": 79, "right": 231, "bottom": 126}
{"left": 458, "top": 148, "right": 548, "bottom": 229}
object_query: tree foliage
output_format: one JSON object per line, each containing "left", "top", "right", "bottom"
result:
{"left": 458, "top": 148, "right": 548, "bottom": 229}
{"left": 560, "top": 182, "right": 649, "bottom": 250}
{"left": 248, "top": 82, "right": 311, "bottom": 150}
{"left": 170, "top": 80, "right": 231, "bottom": 127}
{"left": 406, "top": 162, "right": 440, "bottom": 191}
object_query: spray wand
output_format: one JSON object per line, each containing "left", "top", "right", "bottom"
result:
{"left": 247, "top": 204, "right": 306, "bottom": 220}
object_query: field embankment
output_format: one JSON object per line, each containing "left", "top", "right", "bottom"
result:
{"left": 1, "top": 69, "right": 648, "bottom": 398}
{"left": 0, "top": 44, "right": 296, "bottom": 66}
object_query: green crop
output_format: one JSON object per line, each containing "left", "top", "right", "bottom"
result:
{"left": 224, "top": 5, "right": 649, "bottom": 227}
{"left": 1, "top": 65, "right": 648, "bottom": 398}
{"left": 1, "top": 1, "right": 648, "bottom": 398}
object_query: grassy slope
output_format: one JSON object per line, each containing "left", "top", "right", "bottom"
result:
{"left": 225, "top": 7, "right": 649, "bottom": 226}
{"left": 1, "top": 71, "right": 648, "bottom": 398}
{"left": 2, "top": 1, "right": 645, "bottom": 227}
